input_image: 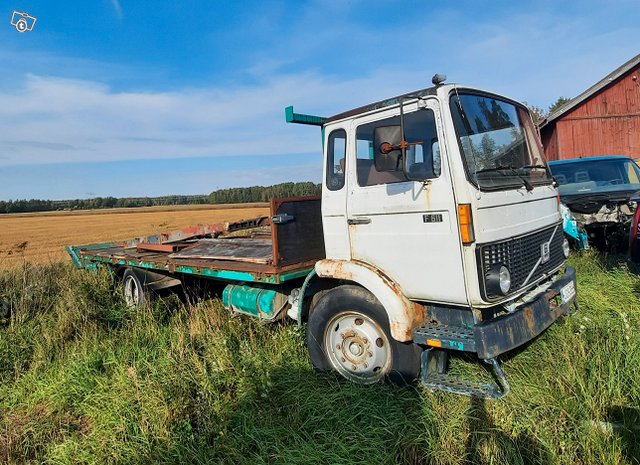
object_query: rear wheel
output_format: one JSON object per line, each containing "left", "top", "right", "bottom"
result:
{"left": 121, "top": 269, "right": 149, "bottom": 307}
{"left": 307, "top": 285, "right": 421, "bottom": 385}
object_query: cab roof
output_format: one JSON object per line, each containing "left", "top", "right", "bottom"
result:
{"left": 325, "top": 86, "right": 438, "bottom": 124}
{"left": 323, "top": 84, "right": 525, "bottom": 125}
{"left": 286, "top": 84, "right": 527, "bottom": 127}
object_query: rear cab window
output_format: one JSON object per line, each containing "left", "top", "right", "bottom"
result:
{"left": 326, "top": 129, "right": 346, "bottom": 191}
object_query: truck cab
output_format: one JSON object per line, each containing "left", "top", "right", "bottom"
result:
{"left": 290, "top": 79, "right": 577, "bottom": 397}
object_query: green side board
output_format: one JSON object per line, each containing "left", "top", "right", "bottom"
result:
{"left": 68, "top": 245, "right": 313, "bottom": 285}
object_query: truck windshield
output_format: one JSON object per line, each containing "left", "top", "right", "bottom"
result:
{"left": 450, "top": 92, "right": 552, "bottom": 190}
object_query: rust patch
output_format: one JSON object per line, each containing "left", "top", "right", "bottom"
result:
{"left": 506, "top": 326, "right": 514, "bottom": 345}
{"left": 332, "top": 260, "right": 355, "bottom": 281}
{"left": 522, "top": 306, "right": 536, "bottom": 332}
{"left": 270, "top": 195, "right": 321, "bottom": 212}
{"left": 136, "top": 243, "right": 190, "bottom": 253}
{"left": 424, "top": 182, "right": 431, "bottom": 211}
{"left": 374, "top": 266, "right": 425, "bottom": 341}
{"left": 412, "top": 301, "right": 426, "bottom": 324}
{"left": 317, "top": 259, "right": 424, "bottom": 342}
{"left": 544, "top": 288, "right": 558, "bottom": 300}
{"left": 394, "top": 309, "right": 427, "bottom": 340}
{"left": 390, "top": 320, "right": 413, "bottom": 340}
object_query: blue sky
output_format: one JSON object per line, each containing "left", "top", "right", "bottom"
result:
{"left": 0, "top": 0, "right": 637, "bottom": 200}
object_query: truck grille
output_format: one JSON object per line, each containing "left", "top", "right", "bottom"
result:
{"left": 478, "top": 223, "right": 565, "bottom": 299}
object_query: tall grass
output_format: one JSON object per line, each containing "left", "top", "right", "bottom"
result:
{"left": 0, "top": 253, "right": 638, "bottom": 464}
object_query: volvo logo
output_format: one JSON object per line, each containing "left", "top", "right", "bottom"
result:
{"left": 540, "top": 242, "right": 550, "bottom": 264}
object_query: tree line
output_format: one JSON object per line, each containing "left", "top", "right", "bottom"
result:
{"left": 0, "top": 195, "right": 209, "bottom": 213}
{"left": 0, "top": 182, "right": 321, "bottom": 213}
{"left": 526, "top": 96, "right": 572, "bottom": 126}
{"left": 208, "top": 182, "right": 321, "bottom": 204}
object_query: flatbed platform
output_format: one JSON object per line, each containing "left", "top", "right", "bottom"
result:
{"left": 67, "top": 197, "right": 324, "bottom": 284}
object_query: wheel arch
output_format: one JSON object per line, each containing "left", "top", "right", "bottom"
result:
{"left": 313, "top": 259, "right": 425, "bottom": 342}
{"left": 114, "top": 265, "right": 128, "bottom": 282}
{"left": 116, "top": 266, "right": 181, "bottom": 291}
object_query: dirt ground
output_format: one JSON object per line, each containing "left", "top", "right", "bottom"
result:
{"left": 0, "top": 204, "right": 269, "bottom": 270}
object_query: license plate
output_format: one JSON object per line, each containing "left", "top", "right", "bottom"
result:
{"left": 560, "top": 281, "right": 576, "bottom": 304}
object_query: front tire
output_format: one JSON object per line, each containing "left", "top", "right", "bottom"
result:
{"left": 306, "top": 285, "right": 421, "bottom": 385}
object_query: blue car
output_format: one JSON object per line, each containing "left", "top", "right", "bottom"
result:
{"left": 548, "top": 156, "right": 640, "bottom": 250}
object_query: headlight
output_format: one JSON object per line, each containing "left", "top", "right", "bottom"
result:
{"left": 562, "top": 237, "right": 571, "bottom": 258}
{"left": 486, "top": 264, "right": 511, "bottom": 296}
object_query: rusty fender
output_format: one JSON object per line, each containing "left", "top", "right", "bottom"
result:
{"left": 314, "top": 259, "right": 425, "bottom": 342}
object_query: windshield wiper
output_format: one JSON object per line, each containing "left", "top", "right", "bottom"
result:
{"left": 475, "top": 166, "right": 534, "bottom": 191}
{"left": 475, "top": 167, "right": 508, "bottom": 174}
{"left": 520, "top": 164, "right": 554, "bottom": 186}
{"left": 520, "top": 164, "right": 548, "bottom": 171}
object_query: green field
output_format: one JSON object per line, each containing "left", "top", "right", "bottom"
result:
{"left": 1, "top": 253, "right": 639, "bottom": 464}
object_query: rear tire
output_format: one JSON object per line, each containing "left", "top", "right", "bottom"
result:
{"left": 307, "top": 285, "right": 421, "bottom": 385}
{"left": 121, "top": 269, "right": 150, "bottom": 307}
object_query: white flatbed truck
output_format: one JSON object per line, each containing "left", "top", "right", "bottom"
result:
{"left": 69, "top": 76, "right": 577, "bottom": 398}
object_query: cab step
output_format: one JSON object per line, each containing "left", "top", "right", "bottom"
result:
{"left": 412, "top": 322, "right": 476, "bottom": 352}
{"left": 420, "top": 351, "right": 510, "bottom": 400}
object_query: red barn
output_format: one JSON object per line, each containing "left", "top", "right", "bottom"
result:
{"left": 540, "top": 53, "right": 640, "bottom": 161}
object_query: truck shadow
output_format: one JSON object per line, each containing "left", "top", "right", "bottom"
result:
{"left": 164, "top": 358, "right": 557, "bottom": 464}
{"left": 465, "top": 396, "right": 551, "bottom": 465}
{"left": 606, "top": 406, "right": 640, "bottom": 463}
{"left": 588, "top": 251, "right": 640, "bottom": 274}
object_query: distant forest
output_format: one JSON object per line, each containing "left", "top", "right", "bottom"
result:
{"left": 0, "top": 182, "right": 321, "bottom": 214}
{"left": 208, "top": 182, "right": 320, "bottom": 204}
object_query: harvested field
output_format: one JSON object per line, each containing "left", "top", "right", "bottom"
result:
{"left": 0, "top": 204, "right": 269, "bottom": 270}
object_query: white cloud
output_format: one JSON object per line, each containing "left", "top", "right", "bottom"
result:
{"left": 0, "top": 70, "right": 421, "bottom": 167}
{"left": 0, "top": 1, "right": 637, "bottom": 171}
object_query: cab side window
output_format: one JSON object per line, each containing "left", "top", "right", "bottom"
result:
{"left": 326, "top": 129, "right": 346, "bottom": 191}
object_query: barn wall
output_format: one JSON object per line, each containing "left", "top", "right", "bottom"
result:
{"left": 541, "top": 125, "right": 559, "bottom": 161}
{"left": 555, "top": 115, "right": 640, "bottom": 158}
{"left": 542, "top": 63, "right": 640, "bottom": 161}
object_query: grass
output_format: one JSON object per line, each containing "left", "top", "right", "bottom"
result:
{"left": 0, "top": 253, "right": 639, "bottom": 464}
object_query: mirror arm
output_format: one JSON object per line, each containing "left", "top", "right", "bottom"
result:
{"left": 380, "top": 140, "right": 424, "bottom": 154}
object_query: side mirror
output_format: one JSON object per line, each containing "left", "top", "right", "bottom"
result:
{"left": 373, "top": 126, "right": 403, "bottom": 171}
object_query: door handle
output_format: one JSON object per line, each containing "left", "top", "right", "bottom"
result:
{"left": 347, "top": 217, "right": 371, "bottom": 225}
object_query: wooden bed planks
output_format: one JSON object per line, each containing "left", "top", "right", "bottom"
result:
{"left": 168, "top": 238, "right": 273, "bottom": 264}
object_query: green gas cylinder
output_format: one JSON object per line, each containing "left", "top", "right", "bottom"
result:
{"left": 221, "top": 284, "right": 290, "bottom": 320}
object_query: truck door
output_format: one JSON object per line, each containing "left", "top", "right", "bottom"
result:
{"left": 346, "top": 100, "right": 467, "bottom": 305}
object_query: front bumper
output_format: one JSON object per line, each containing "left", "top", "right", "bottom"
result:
{"left": 473, "top": 266, "right": 577, "bottom": 359}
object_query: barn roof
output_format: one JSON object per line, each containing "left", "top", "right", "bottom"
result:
{"left": 540, "top": 53, "right": 640, "bottom": 129}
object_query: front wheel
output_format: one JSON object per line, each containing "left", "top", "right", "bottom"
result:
{"left": 306, "top": 285, "right": 421, "bottom": 385}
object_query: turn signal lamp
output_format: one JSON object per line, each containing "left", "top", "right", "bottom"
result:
{"left": 458, "top": 204, "right": 475, "bottom": 245}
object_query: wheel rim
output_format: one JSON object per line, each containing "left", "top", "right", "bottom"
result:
{"left": 323, "top": 310, "right": 391, "bottom": 384}
{"left": 123, "top": 275, "right": 139, "bottom": 307}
